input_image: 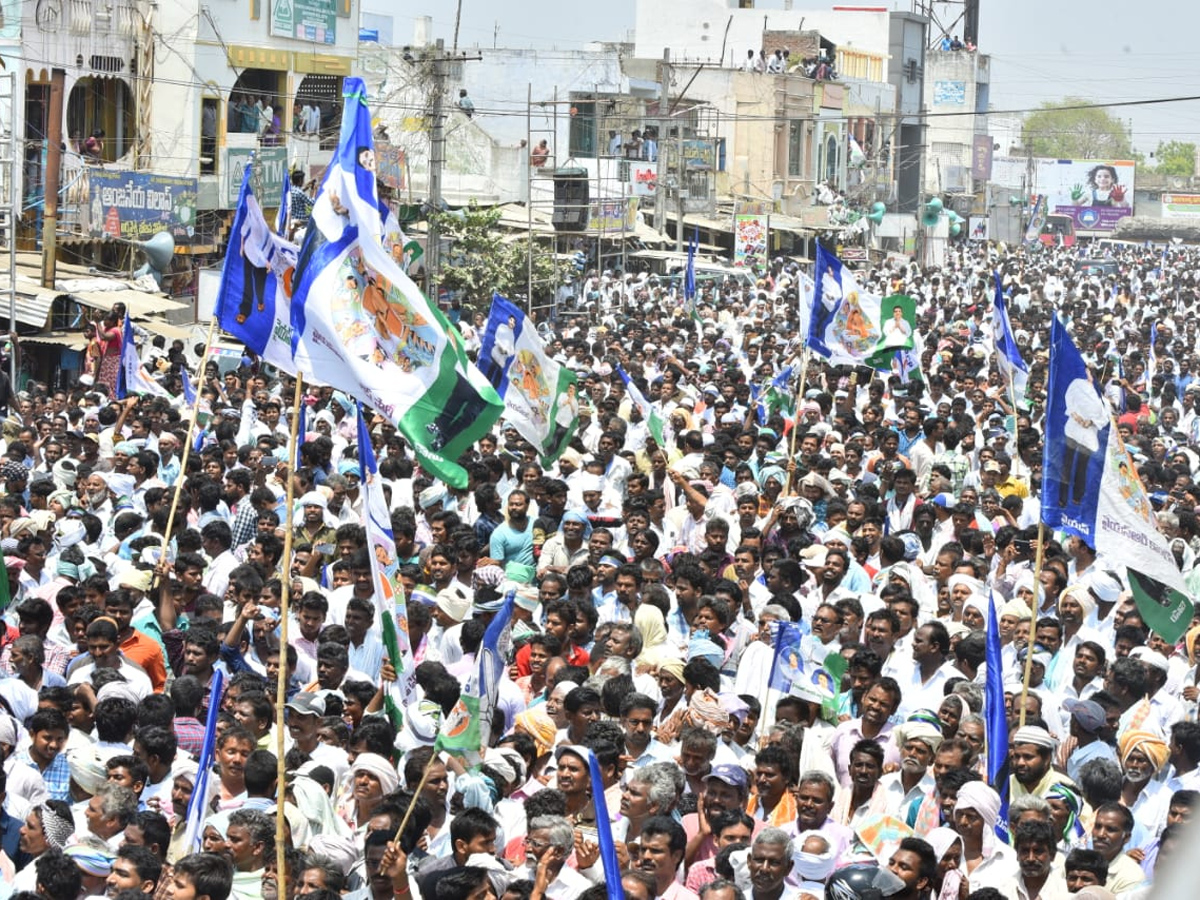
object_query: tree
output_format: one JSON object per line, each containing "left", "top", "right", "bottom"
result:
{"left": 1152, "top": 140, "right": 1197, "bottom": 176}
{"left": 1021, "top": 98, "right": 1135, "bottom": 160}
{"left": 429, "top": 202, "right": 567, "bottom": 309}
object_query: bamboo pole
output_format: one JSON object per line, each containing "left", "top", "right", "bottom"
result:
{"left": 275, "top": 373, "right": 306, "bottom": 882}
{"left": 157, "top": 317, "right": 219, "bottom": 558}
{"left": 1017, "top": 522, "right": 1046, "bottom": 729}
{"left": 783, "top": 346, "right": 812, "bottom": 496}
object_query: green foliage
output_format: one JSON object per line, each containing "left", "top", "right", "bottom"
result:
{"left": 429, "top": 202, "right": 566, "bottom": 307}
{"left": 1021, "top": 98, "right": 1135, "bottom": 160}
{"left": 1153, "top": 140, "right": 1197, "bottom": 176}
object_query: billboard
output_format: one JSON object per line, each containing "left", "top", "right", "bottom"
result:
{"left": 733, "top": 214, "right": 768, "bottom": 267}
{"left": 87, "top": 170, "right": 198, "bottom": 243}
{"left": 587, "top": 198, "right": 638, "bottom": 234}
{"left": 1162, "top": 193, "right": 1200, "bottom": 221}
{"left": 991, "top": 156, "right": 1136, "bottom": 234}
{"left": 271, "top": 0, "right": 336, "bottom": 43}
{"left": 224, "top": 146, "right": 289, "bottom": 209}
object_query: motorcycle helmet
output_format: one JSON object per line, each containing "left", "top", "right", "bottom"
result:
{"left": 826, "top": 864, "right": 907, "bottom": 900}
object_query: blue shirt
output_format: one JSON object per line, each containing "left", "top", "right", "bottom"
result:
{"left": 13, "top": 747, "right": 71, "bottom": 801}
{"left": 489, "top": 520, "right": 535, "bottom": 567}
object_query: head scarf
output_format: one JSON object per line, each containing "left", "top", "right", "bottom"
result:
{"left": 657, "top": 657, "right": 685, "bottom": 684}
{"left": 687, "top": 630, "right": 724, "bottom": 668}
{"left": 947, "top": 573, "right": 986, "bottom": 596}
{"left": 634, "top": 605, "right": 670, "bottom": 670}
{"left": 559, "top": 510, "right": 593, "bottom": 539}
{"left": 926, "top": 827, "right": 964, "bottom": 900}
{"left": 1046, "top": 783, "right": 1086, "bottom": 840}
{"left": 514, "top": 708, "right": 557, "bottom": 758}
{"left": 1011, "top": 726, "right": 1056, "bottom": 749}
{"left": 65, "top": 844, "right": 115, "bottom": 876}
{"left": 757, "top": 465, "right": 786, "bottom": 490}
{"left": 954, "top": 782, "right": 1001, "bottom": 851}
{"left": 792, "top": 830, "right": 838, "bottom": 884}
{"left": 455, "top": 771, "right": 499, "bottom": 814}
{"left": 292, "top": 774, "right": 351, "bottom": 839}
{"left": 1118, "top": 729, "right": 1170, "bottom": 771}
{"left": 893, "top": 721, "right": 944, "bottom": 755}
{"left": 204, "top": 811, "right": 233, "bottom": 840}
{"left": 682, "top": 688, "right": 733, "bottom": 735}
{"left": 307, "top": 834, "right": 360, "bottom": 874}
{"left": 1060, "top": 583, "right": 1097, "bottom": 621}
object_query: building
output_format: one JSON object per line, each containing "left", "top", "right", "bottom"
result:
{"left": 921, "top": 46, "right": 990, "bottom": 206}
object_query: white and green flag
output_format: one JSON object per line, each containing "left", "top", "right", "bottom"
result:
{"left": 616, "top": 364, "right": 666, "bottom": 447}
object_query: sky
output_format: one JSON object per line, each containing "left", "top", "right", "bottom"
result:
{"left": 368, "top": 0, "right": 1200, "bottom": 163}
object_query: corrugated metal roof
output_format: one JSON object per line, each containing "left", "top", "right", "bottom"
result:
{"left": 21, "top": 332, "right": 88, "bottom": 350}
{"left": 67, "top": 288, "right": 188, "bottom": 319}
{"left": 0, "top": 276, "right": 57, "bottom": 329}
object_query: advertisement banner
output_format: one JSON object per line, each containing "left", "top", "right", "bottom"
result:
{"left": 587, "top": 198, "right": 638, "bottom": 234}
{"left": 629, "top": 163, "right": 656, "bottom": 196}
{"left": 1162, "top": 193, "right": 1200, "bottom": 220}
{"left": 223, "top": 146, "right": 289, "bottom": 209}
{"left": 991, "top": 157, "right": 1137, "bottom": 234}
{"left": 88, "top": 170, "right": 198, "bottom": 243}
{"left": 733, "top": 214, "right": 768, "bottom": 267}
{"left": 376, "top": 142, "right": 407, "bottom": 191}
{"left": 271, "top": 0, "right": 336, "bottom": 43}
{"left": 934, "top": 81, "right": 966, "bottom": 104}
{"left": 971, "top": 134, "right": 994, "bottom": 181}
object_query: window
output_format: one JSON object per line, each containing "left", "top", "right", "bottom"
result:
{"left": 788, "top": 121, "right": 804, "bottom": 178}
{"left": 200, "top": 97, "right": 220, "bottom": 176}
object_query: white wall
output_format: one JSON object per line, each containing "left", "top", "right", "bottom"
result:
{"left": 634, "top": 0, "right": 890, "bottom": 65}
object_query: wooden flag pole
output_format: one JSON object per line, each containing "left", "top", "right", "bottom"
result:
{"left": 783, "top": 346, "right": 812, "bottom": 495}
{"left": 275, "top": 372, "right": 305, "bottom": 885}
{"left": 158, "top": 317, "right": 218, "bottom": 559}
{"left": 394, "top": 750, "right": 440, "bottom": 843}
{"left": 1017, "top": 521, "right": 1047, "bottom": 729}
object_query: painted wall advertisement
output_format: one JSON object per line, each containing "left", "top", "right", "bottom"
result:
{"left": 376, "top": 143, "right": 408, "bottom": 191}
{"left": 588, "top": 198, "right": 638, "bottom": 234}
{"left": 991, "top": 156, "right": 1136, "bottom": 233}
{"left": 1162, "top": 193, "right": 1200, "bottom": 220}
{"left": 733, "top": 214, "right": 768, "bottom": 267}
{"left": 933, "top": 81, "right": 966, "bottom": 105}
{"left": 271, "top": 0, "right": 336, "bottom": 44}
{"left": 88, "top": 170, "right": 198, "bottom": 243}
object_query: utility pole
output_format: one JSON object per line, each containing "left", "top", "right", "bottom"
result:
{"left": 0, "top": 71, "right": 17, "bottom": 386}
{"left": 41, "top": 69, "right": 65, "bottom": 290}
{"left": 654, "top": 48, "right": 669, "bottom": 238}
{"left": 675, "top": 123, "right": 684, "bottom": 254}
{"left": 427, "top": 39, "right": 446, "bottom": 301}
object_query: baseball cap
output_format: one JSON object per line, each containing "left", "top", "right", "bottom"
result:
{"left": 1063, "top": 699, "right": 1106, "bottom": 733}
{"left": 286, "top": 693, "right": 326, "bottom": 717}
{"left": 703, "top": 764, "right": 749, "bottom": 790}
{"left": 983, "top": 460, "right": 1003, "bottom": 473}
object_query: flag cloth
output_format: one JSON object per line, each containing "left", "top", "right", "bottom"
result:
{"left": 1041, "top": 316, "right": 1193, "bottom": 642}
{"left": 991, "top": 273, "right": 1029, "bottom": 403}
{"left": 615, "top": 365, "right": 666, "bottom": 447}
{"left": 289, "top": 77, "right": 502, "bottom": 489}
{"left": 215, "top": 164, "right": 301, "bottom": 375}
{"left": 848, "top": 135, "right": 867, "bottom": 168}
{"left": 1023, "top": 195, "right": 1047, "bottom": 245}
{"left": 180, "top": 367, "right": 196, "bottom": 405}
{"left": 768, "top": 622, "right": 806, "bottom": 693}
{"left": 584, "top": 747, "right": 626, "bottom": 900}
{"left": 117, "top": 314, "right": 172, "bottom": 400}
{"left": 810, "top": 244, "right": 883, "bottom": 365}
{"left": 866, "top": 294, "right": 916, "bottom": 371}
{"left": 275, "top": 165, "right": 290, "bottom": 236}
{"left": 985, "top": 592, "right": 1011, "bottom": 843}
{"left": 1148, "top": 322, "right": 1159, "bottom": 386}
{"left": 476, "top": 294, "right": 579, "bottom": 464}
{"left": 181, "top": 668, "right": 224, "bottom": 852}
{"left": 0, "top": 555, "right": 10, "bottom": 616}
{"left": 295, "top": 401, "right": 306, "bottom": 466}
{"left": 684, "top": 229, "right": 698, "bottom": 320}
{"left": 357, "top": 406, "right": 417, "bottom": 727}
{"left": 437, "top": 590, "right": 515, "bottom": 765}
{"left": 796, "top": 271, "right": 816, "bottom": 345}
{"left": 758, "top": 366, "right": 795, "bottom": 423}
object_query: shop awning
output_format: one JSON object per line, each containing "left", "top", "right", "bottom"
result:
{"left": 67, "top": 288, "right": 188, "bottom": 319}
{"left": 21, "top": 332, "right": 88, "bottom": 350}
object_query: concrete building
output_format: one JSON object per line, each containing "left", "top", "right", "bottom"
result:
{"left": 921, "top": 47, "right": 990, "bottom": 201}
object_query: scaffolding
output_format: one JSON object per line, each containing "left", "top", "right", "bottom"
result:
{"left": 0, "top": 72, "right": 17, "bottom": 386}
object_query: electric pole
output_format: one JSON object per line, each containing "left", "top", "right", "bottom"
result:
{"left": 41, "top": 69, "right": 65, "bottom": 290}
{"left": 654, "top": 48, "right": 670, "bottom": 238}
{"left": 427, "top": 39, "right": 446, "bottom": 301}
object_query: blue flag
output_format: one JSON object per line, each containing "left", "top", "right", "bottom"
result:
{"left": 180, "top": 367, "right": 196, "bottom": 405}
{"left": 768, "top": 622, "right": 806, "bottom": 693}
{"left": 984, "top": 592, "right": 1010, "bottom": 843}
{"left": 295, "top": 401, "right": 307, "bottom": 467}
{"left": 215, "top": 163, "right": 300, "bottom": 374}
{"left": 585, "top": 747, "right": 626, "bottom": 900}
{"left": 275, "top": 165, "right": 291, "bottom": 236}
{"left": 1148, "top": 321, "right": 1158, "bottom": 386}
{"left": 288, "top": 77, "right": 502, "bottom": 489}
{"left": 810, "top": 244, "right": 883, "bottom": 364}
{"left": 1042, "top": 317, "right": 1193, "bottom": 642}
{"left": 117, "top": 314, "right": 171, "bottom": 400}
{"left": 438, "top": 590, "right": 515, "bottom": 764}
{"left": 181, "top": 668, "right": 225, "bottom": 852}
{"left": 991, "top": 272, "right": 1029, "bottom": 402}
{"left": 684, "top": 228, "right": 698, "bottom": 317}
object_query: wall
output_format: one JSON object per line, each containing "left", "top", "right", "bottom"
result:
{"left": 634, "top": 0, "right": 891, "bottom": 66}
{"left": 922, "top": 48, "right": 988, "bottom": 194}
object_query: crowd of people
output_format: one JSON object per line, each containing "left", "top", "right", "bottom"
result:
{"left": 0, "top": 238, "right": 1197, "bottom": 900}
